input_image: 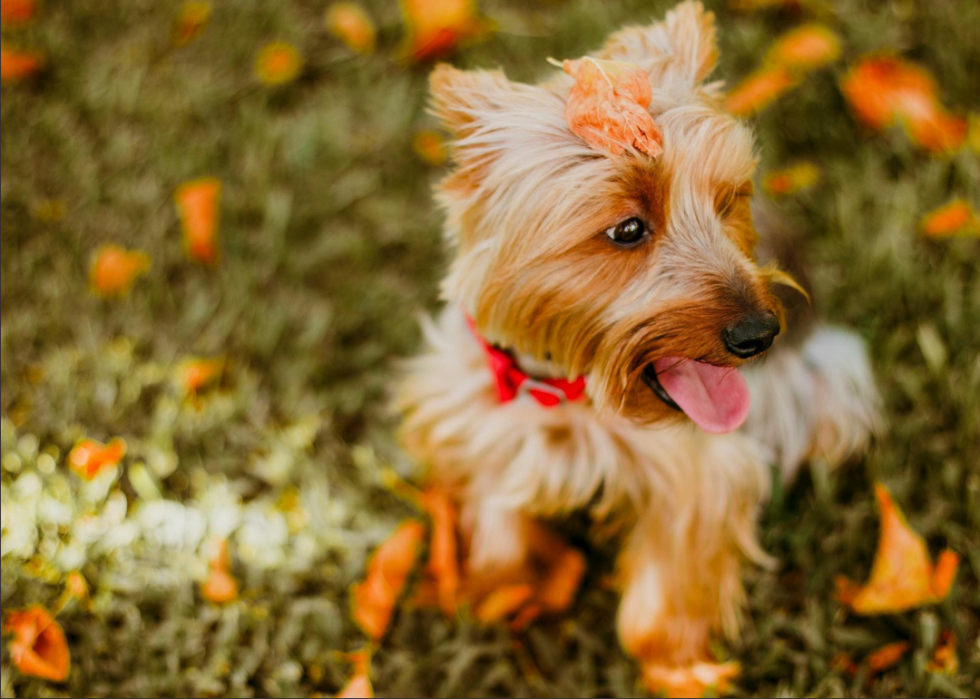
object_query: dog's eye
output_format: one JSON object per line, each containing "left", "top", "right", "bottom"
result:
{"left": 605, "top": 217, "right": 648, "bottom": 247}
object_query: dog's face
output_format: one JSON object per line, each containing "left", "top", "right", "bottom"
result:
{"left": 432, "top": 2, "right": 784, "bottom": 431}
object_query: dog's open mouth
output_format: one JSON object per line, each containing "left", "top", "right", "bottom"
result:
{"left": 641, "top": 358, "right": 751, "bottom": 434}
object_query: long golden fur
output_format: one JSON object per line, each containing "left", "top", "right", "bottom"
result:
{"left": 397, "top": 2, "right": 880, "bottom": 693}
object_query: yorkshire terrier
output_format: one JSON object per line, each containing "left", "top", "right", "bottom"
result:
{"left": 397, "top": 2, "right": 880, "bottom": 695}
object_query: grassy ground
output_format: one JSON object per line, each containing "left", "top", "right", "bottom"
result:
{"left": 1, "top": 0, "right": 978, "bottom": 697}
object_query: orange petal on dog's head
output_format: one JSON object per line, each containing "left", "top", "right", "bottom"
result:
{"left": 766, "top": 23, "right": 841, "bottom": 71}
{"left": 837, "top": 483, "right": 958, "bottom": 615}
{"left": 400, "top": 0, "right": 487, "bottom": 63}
{"left": 724, "top": 66, "right": 797, "bottom": 117}
{"left": 351, "top": 520, "right": 426, "bottom": 641}
{"left": 560, "top": 56, "right": 663, "bottom": 158}
{"left": 3, "top": 606, "right": 71, "bottom": 683}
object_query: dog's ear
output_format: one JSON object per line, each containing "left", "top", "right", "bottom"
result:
{"left": 599, "top": 0, "right": 719, "bottom": 99}
{"left": 429, "top": 64, "right": 523, "bottom": 137}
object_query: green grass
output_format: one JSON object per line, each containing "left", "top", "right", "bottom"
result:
{"left": 1, "top": 0, "right": 978, "bottom": 697}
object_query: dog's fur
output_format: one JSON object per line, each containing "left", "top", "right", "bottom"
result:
{"left": 397, "top": 1, "right": 880, "bottom": 689}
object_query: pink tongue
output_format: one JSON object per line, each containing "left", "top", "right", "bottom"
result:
{"left": 653, "top": 357, "right": 751, "bottom": 434}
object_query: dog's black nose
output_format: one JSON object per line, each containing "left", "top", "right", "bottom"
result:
{"left": 723, "top": 312, "right": 781, "bottom": 359}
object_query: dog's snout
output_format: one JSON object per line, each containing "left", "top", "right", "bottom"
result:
{"left": 723, "top": 311, "right": 781, "bottom": 359}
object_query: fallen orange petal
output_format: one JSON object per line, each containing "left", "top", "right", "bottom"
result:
{"left": 326, "top": 2, "right": 377, "bottom": 55}
{"left": 763, "top": 161, "right": 821, "bottom": 196}
{"left": 3, "top": 606, "right": 70, "bottom": 683}
{"left": 766, "top": 23, "right": 841, "bottom": 72}
{"left": 920, "top": 199, "right": 979, "bottom": 238}
{"left": 866, "top": 641, "right": 910, "bottom": 673}
{"left": 399, "top": 0, "right": 486, "bottom": 62}
{"left": 0, "top": 43, "right": 41, "bottom": 84}
{"left": 173, "top": 1, "right": 212, "bottom": 46}
{"left": 351, "top": 520, "right": 426, "bottom": 641}
{"left": 89, "top": 245, "right": 151, "bottom": 297}
{"left": 201, "top": 539, "right": 239, "bottom": 604}
{"left": 560, "top": 56, "right": 663, "bottom": 158}
{"left": 930, "top": 549, "right": 960, "bottom": 599}
{"left": 255, "top": 41, "right": 303, "bottom": 86}
{"left": 412, "top": 129, "right": 448, "bottom": 167}
{"left": 1, "top": 0, "right": 34, "bottom": 26}
{"left": 837, "top": 483, "right": 959, "bottom": 615}
{"left": 473, "top": 584, "right": 534, "bottom": 624}
{"left": 174, "top": 178, "right": 221, "bottom": 264}
{"left": 642, "top": 660, "right": 741, "bottom": 699}
{"left": 420, "top": 489, "right": 459, "bottom": 618}
{"left": 68, "top": 437, "right": 127, "bottom": 480}
{"left": 926, "top": 630, "right": 958, "bottom": 675}
{"left": 724, "top": 65, "right": 797, "bottom": 117}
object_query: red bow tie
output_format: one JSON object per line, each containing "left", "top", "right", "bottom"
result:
{"left": 467, "top": 317, "right": 587, "bottom": 408}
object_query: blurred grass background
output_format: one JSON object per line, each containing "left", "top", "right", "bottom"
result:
{"left": 1, "top": 0, "right": 978, "bottom": 697}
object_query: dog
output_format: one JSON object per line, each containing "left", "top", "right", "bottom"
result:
{"left": 396, "top": 2, "right": 880, "bottom": 694}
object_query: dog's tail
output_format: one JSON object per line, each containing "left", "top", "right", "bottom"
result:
{"left": 741, "top": 202, "right": 882, "bottom": 482}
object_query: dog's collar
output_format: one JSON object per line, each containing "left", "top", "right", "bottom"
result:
{"left": 466, "top": 316, "right": 587, "bottom": 408}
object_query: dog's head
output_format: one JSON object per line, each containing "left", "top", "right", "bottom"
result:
{"left": 431, "top": 1, "right": 790, "bottom": 432}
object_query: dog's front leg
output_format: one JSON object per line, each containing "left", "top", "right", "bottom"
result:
{"left": 616, "top": 432, "right": 770, "bottom": 697}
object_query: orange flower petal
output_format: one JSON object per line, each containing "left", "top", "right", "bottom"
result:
{"left": 724, "top": 66, "right": 798, "bottom": 117}
{"left": 3, "top": 607, "right": 71, "bottom": 683}
{"left": 0, "top": 0, "right": 35, "bottom": 26}
{"left": 560, "top": 56, "right": 663, "bottom": 158}
{"left": 255, "top": 41, "right": 303, "bottom": 85}
{"left": 68, "top": 438, "right": 127, "bottom": 480}
{"left": 0, "top": 43, "right": 42, "bottom": 84}
{"left": 89, "top": 245, "right": 151, "bottom": 297}
{"left": 930, "top": 549, "right": 960, "bottom": 599}
{"left": 926, "top": 631, "right": 959, "bottom": 675}
{"left": 326, "top": 3, "right": 377, "bottom": 55}
{"left": 173, "top": 1, "right": 212, "bottom": 46}
{"left": 920, "top": 199, "right": 979, "bottom": 238}
{"left": 177, "top": 357, "right": 225, "bottom": 395}
{"left": 412, "top": 129, "right": 448, "bottom": 167}
{"left": 351, "top": 520, "right": 426, "bottom": 641}
{"left": 64, "top": 572, "right": 89, "bottom": 600}
{"left": 837, "top": 483, "right": 958, "bottom": 615}
{"left": 866, "top": 641, "right": 910, "bottom": 673}
{"left": 841, "top": 55, "right": 966, "bottom": 153}
{"left": 399, "top": 0, "right": 486, "bottom": 62}
{"left": 642, "top": 660, "right": 741, "bottom": 699}
{"left": 766, "top": 24, "right": 841, "bottom": 72}
{"left": 174, "top": 178, "right": 221, "bottom": 264}
{"left": 420, "top": 489, "right": 459, "bottom": 618}
{"left": 202, "top": 539, "right": 239, "bottom": 604}
{"left": 336, "top": 650, "right": 373, "bottom": 698}
{"left": 763, "top": 161, "right": 821, "bottom": 196}
{"left": 473, "top": 583, "right": 534, "bottom": 624}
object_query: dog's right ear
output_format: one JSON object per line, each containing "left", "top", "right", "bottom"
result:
{"left": 429, "top": 64, "right": 521, "bottom": 138}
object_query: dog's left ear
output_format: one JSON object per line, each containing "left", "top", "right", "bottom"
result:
{"left": 599, "top": 0, "right": 719, "bottom": 99}
{"left": 429, "top": 63, "right": 524, "bottom": 138}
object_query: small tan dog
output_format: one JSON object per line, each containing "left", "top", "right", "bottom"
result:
{"left": 397, "top": 2, "right": 879, "bottom": 694}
